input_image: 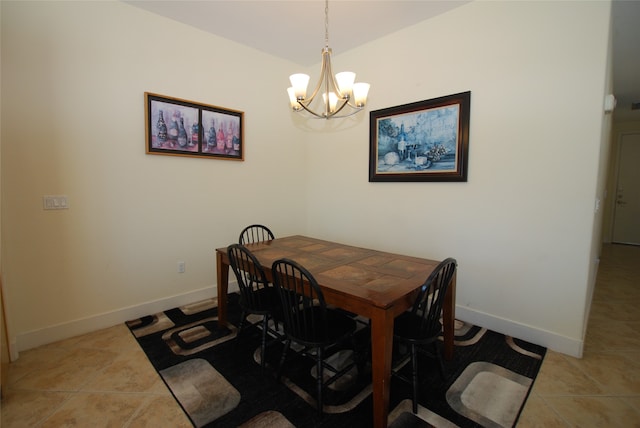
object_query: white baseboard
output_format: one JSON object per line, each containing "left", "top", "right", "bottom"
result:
{"left": 455, "top": 305, "right": 584, "bottom": 358}
{"left": 14, "top": 285, "right": 582, "bottom": 360}
{"left": 14, "top": 282, "right": 239, "bottom": 357}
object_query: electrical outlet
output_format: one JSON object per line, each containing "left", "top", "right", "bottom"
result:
{"left": 178, "top": 261, "right": 185, "bottom": 273}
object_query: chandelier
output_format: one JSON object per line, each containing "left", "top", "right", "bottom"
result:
{"left": 287, "top": 0, "right": 370, "bottom": 119}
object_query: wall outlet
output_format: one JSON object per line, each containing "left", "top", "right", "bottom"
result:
{"left": 178, "top": 261, "right": 185, "bottom": 273}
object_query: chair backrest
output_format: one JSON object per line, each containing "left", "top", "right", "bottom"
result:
{"left": 410, "top": 258, "right": 457, "bottom": 338}
{"left": 227, "top": 243, "right": 271, "bottom": 311}
{"left": 271, "top": 258, "right": 329, "bottom": 345}
{"left": 239, "top": 224, "right": 275, "bottom": 245}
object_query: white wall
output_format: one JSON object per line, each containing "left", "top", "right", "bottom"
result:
{"left": 1, "top": 0, "right": 307, "bottom": 353}
{"left": 304, "top": 1, "right": 612, "bottom": 356}
{"left": 1, "top": 0, "right": 612, "bottom": 358}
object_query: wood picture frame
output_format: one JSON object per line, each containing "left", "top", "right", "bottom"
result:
{"left": 145, "top": 92, "right": 244, "bottom": 160}
{"left": 369, "top": 91, "right": 470, "bottom": 182}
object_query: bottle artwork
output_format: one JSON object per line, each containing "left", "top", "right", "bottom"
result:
{"left": 207, "top": 119, "right": 217, "bottom": 151}
{"left": 168, "top": 113, "right": 179, "bottom": 147}
{"left": 191, "top": 121, "right": 200, "bottom": 147}
{"left": 156, "top": 110, "right": 168, "bottom": 145}
{"left": 178, "top": 117, "right": 188, "bottom": 147}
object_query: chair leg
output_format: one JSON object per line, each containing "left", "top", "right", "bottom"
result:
{"left": 411, "top": 344, "right": 418, "bottom": 414}
{"left": 276, "top": 339, "right": 291, "bottom": 381}
{"left": 316, "top": 346, "right": 324, "bottom": 416}
{"left": 234, "top": 310, "right": 247, "bottom": 351}
{"left": 260, "top": 315, "right": 269, "bottom": 373}
{"left": 351, "top": 334, "right": 366, "bottom": 378}
{"left": 435, "top": 342, "right": 445, "bottom": 379}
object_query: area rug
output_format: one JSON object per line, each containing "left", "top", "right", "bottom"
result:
{"left": 126, "top": 293, "right": 546, "bottom": 428}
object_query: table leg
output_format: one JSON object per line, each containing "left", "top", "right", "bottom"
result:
{"left": 370, "top": 307, "right": 394, "bottom": 428}
{"left": 442, "top": 271, "right": 457, "bottom": 360}
{"left": 216, "top": 251, "right": 229, "bottom": 328}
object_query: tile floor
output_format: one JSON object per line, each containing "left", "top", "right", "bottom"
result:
{"left": 1, "top": 244, "right": 639, "bottom": 427}
{"left": 518, "top": 243, "right": 640, "bottom": 427}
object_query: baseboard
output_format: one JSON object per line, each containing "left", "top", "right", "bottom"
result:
{"left": 455, "top": 305, "right": 584, "bottom": 358}
{"left": 15, "top": 286, "right": 583, "bottom": 359}
{"left": 14, "top": 282, "right": 239, "bottom": 356}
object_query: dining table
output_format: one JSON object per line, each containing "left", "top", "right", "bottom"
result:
{"left": 215, "top": 235, "right": 456, "bottom": 428}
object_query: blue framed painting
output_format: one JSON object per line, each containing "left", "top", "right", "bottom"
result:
{"left": 369, "top": 91, "right": 470, "bottom": 182}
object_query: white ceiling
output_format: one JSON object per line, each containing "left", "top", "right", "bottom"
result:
{"left": 125, "top": 0, "right": 640, "bottom": 122}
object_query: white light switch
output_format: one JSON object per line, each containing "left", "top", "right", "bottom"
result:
{"left": 43, "top": 195, "right": 69, "bottom": 210}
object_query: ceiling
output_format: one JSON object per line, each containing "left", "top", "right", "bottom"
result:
{"left": 125, "top": 0, "right": 640, "bottom": 122}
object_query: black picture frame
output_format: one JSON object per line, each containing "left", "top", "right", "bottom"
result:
{"left": 145, "top": 92, "right": 244, "bottom": 161}
{"left": 369, "top": 91, "right": 470, "bottom": 182}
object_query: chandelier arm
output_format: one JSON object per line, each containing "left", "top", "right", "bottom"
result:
{"left": 303, "top": 48, "right": 340, "bottom": 105}
{"left": 324, "top": 106, "right": 363, "bottom": 119}
{"left": 296, "top": 98, "right": 363, "bottom": 119}
{"left": 296, "top": 101, "right": 327, "bottom": 119}
{"left": 344, "top": 99, "right": 361, "bottom": 109}
{"left": 326, "top": 99, "right": 350, "bottom": 117}
{"left": 322, "top": 47, "right": 346, "bottom": 100}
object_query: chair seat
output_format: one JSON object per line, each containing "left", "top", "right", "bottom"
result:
{"left": 240, "top": 286, "right": 279, "bottom": 314}
{"left": 394, "top": 311, "right": 442, "bottom": 344}
{"left": 292, "top": 307, "right": 357, "bottom": 346}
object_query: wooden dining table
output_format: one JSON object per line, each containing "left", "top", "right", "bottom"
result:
{"left": 215, "top": 235, "right": 456, "bottom": 428}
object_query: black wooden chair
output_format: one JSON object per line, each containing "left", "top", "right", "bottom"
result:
{"left": 239, "top": 224, "right": 275, "bottom": 245}
{"left": 392, "top": 257, "right": 458, "bottom": 413}
{"left": 271, "top": 258, "right": 359, "bottom": 415}
{"left": 227, "top": 243, "right": 281, "bottom": 373}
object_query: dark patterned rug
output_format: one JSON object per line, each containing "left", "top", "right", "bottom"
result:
{"left": 126, "top": 293, "right": 546, "bottom": 428}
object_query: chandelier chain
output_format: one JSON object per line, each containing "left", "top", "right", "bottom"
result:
{"left": 324, "top": 0, "right": 329, "bottom": 48}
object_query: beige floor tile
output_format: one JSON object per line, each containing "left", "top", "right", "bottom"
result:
{"left": 531, "top": 351, "right": 604, "bottom": 396}
{"left": 583, "top": 320, "right": 640, "bottom": 352}
{"left": 588, "top": 300, "right": 640, "bottom": 323}
{"left": 516, "top": 394, "right": 569, "bottom": 427}
{"left": 81, "top": 354, "right": 166, "bottom": 393}
{"left": 568, "top": 351, "right": 640, "bottom": 395}
{"left": 16, "top": 348, "right": 119, "bottom": 391}
{"left": 624, "top": 396, "right": 640, "bottom": 412}
{"left": 38, "top": 392, "right": 146, "bottom": 428}
{"left": 5, "top": 346, "right": 72, "bottom": 387}
{"left": 592, "top": 279, "right": 640, "bottom": 300}
{"left": 543, "top": 396, "right": 640, "bottom": 428}
{"left": 82, "top": 324, "right": 139, "bottom": 350}
{"left": 0, "top": 389, "right": 71, "bottom": 428}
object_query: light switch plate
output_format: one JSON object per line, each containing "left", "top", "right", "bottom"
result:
{"left": 43, "top": 195, "right": 69, "bottom": 210}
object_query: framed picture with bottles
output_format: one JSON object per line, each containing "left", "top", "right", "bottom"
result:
{"left": 145, "top": 92, "right": 244, "bottom": 160}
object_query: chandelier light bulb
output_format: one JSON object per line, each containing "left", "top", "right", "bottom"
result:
{"left": 335, "top": 72, "right": 355, "bottom": 98}
{"left": 322, "top": 92, "right": 339, "bottom": 112}
{"left": 287, "top": 87, "right": 302, "bottom": 111}
{"left": 289, "top": 74, "right": 310, "bottom": 100}
{"left": 352, "top": 82, "right": 370, "bottom": 107}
